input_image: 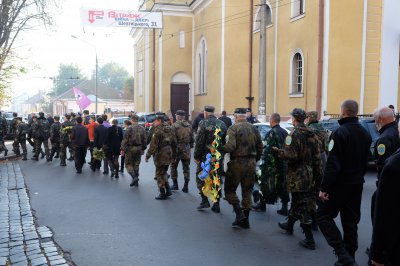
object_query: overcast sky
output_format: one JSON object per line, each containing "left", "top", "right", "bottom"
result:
{"left": 10, "top": 0, "right": 139, "bottom": 98}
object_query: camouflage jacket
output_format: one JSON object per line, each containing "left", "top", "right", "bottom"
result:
{"left": 50, "top": 122, "right": 61, "bottom": 142}
{"left": 11, "top": 118, "right": 18, "bottom": 135}
{"left": 146, "top": 122, "right": 177, "bottom": 165}
{"left": 172, "top": 120, "right": 194, "bottom": 160}
{"left": 121, "top": 124, "right": 147, "bottom": 153}
{"left": 15, "top": 122, "right": 28, "bottom": 141}
{"left": 194, "top": 115, "right": 227, "bottom": 161}
{"left": 0, "top": 116, "right": 7, "bottom": 136}
{"left": 223, "top": 119, "right": 263, "bottom": 160}
{"left": 308, "top": 121, "right": 328, "bottom": 153}
{"left": 277, "top": 123, "right": 322, "bottom": 193}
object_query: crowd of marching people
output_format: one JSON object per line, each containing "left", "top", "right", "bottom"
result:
{"left": 0, "top": 99, "right": 399, "bottom": 266}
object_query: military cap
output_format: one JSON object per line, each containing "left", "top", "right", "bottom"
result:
{"left": 71, "top": 112, "right": 76, "bottom": 117}
{"left": 246, "top": 108, "right": 252, "bottom": 113}
{"left": 130, "top": 114, "right": 139, "bottom": 121}
{"left": 306, "top": 111, "right": 319, "bottom": 120}
{"left": 54, "top": 115, "right": 60, "bottom": 120}
{"left": 38, "top": 112, "right": 44, "bottom": 117}
{"left": 291, "top": 108, "right": 307, "bottom": 122}
{"left": 155, "top": 112, "right": 165, "bottom": 121}
{"left": 234, "top": 108, "right": 247, "bottom": 114}
{"left": 83, "top": 110, "right": 89, "bottom": 115}
{"left": 204, "top": 105, "right": 215, "bottom": 112}
{"left": 176, "top": 110, "right": 186, "bottom": 116}
{"left": 64, "top": 113, "right": 71, "bottom": 119}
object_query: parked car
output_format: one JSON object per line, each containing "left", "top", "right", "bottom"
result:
{"left": 138, "top": 113, "right": 160, "bottom": 131}
{"left": 3, "top": 111, "right": 14, "bottom": 139}
{"left": 253, "top": 122, "right": 293, "bottom": 141}
{"left": 109, "top": 116, "right": 130, "bottom": 126}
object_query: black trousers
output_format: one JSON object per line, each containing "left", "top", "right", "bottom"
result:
{"left": 74, "top": 147, "right": 87, "bottom": 171}
{"left": 317, "top": 184, "right": 363, "bottom": 256}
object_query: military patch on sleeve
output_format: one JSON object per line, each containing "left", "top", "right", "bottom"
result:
{"left": 377, "top": 144, "right": 386, "bottom": 156}
{"left": 328, "top": 139, "right": 334, "bottom": 151}
{"left": 285, "top": 136, "right": 292, "bottom": 146}
{"left": 226, "top": 135, "right": 229, "bottom": 143}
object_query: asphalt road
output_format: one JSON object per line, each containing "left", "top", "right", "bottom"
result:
{"left": 19, "top": 151, "right": 375, "bottom": 266}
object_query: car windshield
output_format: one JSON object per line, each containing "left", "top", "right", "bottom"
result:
{"left": 255, "top": 124, "right": 271, "bottom": 140}
{"left": 3, "top": 113, "right": 13, "bottom": 119}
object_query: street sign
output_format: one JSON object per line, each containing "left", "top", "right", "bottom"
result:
{"left": 80, "top": 8, "right": 163, "bottom": 29}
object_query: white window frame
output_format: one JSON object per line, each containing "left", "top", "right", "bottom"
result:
{"left": 289, "top": 49, "right": 304, "bottom": 96}
{"left": 137, "top": 53, "right": 144, "bottom": 97}
{"left": 253, "top": 3, "right": 273, "bottom": 33}
{"left": 291, "top": 0, "right": 305, "bottom": 20}
{"left": 179, "top": 31, "right": 185, "bottom": 49}
{"left": 196, "top": 37, "right": 207, "bottom": 95}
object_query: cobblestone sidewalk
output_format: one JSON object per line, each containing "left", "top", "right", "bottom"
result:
{"left": 0, "top": 162, "right": 74, "bottom": 266}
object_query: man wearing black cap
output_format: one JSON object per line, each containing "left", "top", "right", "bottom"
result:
{"left": 15, "top": 117, "right": 28, "bottom": 160}
{"left": 170, "top": 110, "right": 194, "bottom": 192}
{"left": 60, "top": 114, "right": 74, "bottom": 166}
{"left": 223, "top": 108, "right": 263, "bottom": 228}
{"left": 31, "top": 112, "right": 51, "bottom": 161}
{"left": 145, "top": 113, "right": 177, "bottom": 200}
{"left": 194, "top": 105, "right": 227, "bottom": 212}
{"left": 273, "top": 108, "right": 322, "bottom": 250}
{"left": 246, "top": 108, "right": 258, "bottom": 124}
{"left": 11, "top": 112, "right": 20, "bottom": 155}
{"left": 317, "top": 100, "right": 371, "bottom": 265}
{"left": 49, "top": 115, "right": 61, "bottom": 161}
{"left": 0, "top": 111, "right": 8, "bottom": 157}
{"left": 71, "top": 116, "right": 90, "bottom": 173}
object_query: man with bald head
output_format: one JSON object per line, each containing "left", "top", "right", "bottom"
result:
{"left": 317, "top": 99, "right": 372, "bottom": 266}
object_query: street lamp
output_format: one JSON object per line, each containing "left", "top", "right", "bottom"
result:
{"left": 71, "top": 35, "right": 98, "bottom": 114}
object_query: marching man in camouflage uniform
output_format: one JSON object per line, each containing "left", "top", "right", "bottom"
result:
{"left": 121, "top": 114, "right": 147, "bottom": 187}
{"left": 49, "top": 115, "right": 61, "bottom": 161}
{"left": 11, "top": 112, "right": 20, "bottom": 155}
{"left": 223, "top": 108, "right": 263, "bottom": 228}
{"left": 194, "top": 105, "right": 227, "bottom": 213}
{"left": 31, "top": 112, "right": 50, "bottom": 161}
{"left": 15, "top": 117, "right": 28, "bottom": 160}
{"left": 0, "top": 111, "right": 8, "bottom": 157}
{"left": 60, "top": 114, "right": 74, "bottom": 166}
{"left": 170, "top": 110, "right": 194, "bottom": 193}
{"left": 273, "top": 108, "right": 322, "bottom": 250}
{"left": 146, "top": 113, "right": 177, "bottom": 200}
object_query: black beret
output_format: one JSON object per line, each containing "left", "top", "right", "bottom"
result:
{"left": 155, "top": 112, "right": 165, "bottom": 121}
{"left": 176, "top": 110, "right": 186, "bottom": 116}
{"left": 38, "top": 112, "right": 44, "bottom": 117}
{"left": 54, "top": 115, "right": 60, "bottom": 120}
{"left": 234, "top": 108, "right": 247, "bottom": 114}
{"left": 83, "top": 110, "right": 89, "bottom": 115}
{"left": 204, "top": 105, "right": 215, "bottom": 112}
{"left": 291, "top": 108, "right": 307, "bottom": 122}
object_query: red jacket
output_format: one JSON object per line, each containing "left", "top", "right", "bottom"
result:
{"left": 85, "top": 122, "right": 98, "bottom": 142}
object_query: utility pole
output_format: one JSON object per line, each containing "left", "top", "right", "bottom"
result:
{"left": 258, "top": 0, "right": 267, "bottom": 122}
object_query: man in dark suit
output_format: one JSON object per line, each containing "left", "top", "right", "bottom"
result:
{"left": 71, "top": 116, "right": 90, "bottom": 174}
{"left": 218, "top": 110, "right": 232, "bottom": 128}
{"left": 93, "top": 117, "right": 109, "bottom": 173}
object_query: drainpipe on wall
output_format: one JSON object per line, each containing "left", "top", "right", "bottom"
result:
{"left": 246, "top": 0, "right": 254, "bottom": 109}
{"left": 316, "top": 0, "right": 324, "bottom": 118}
{"left": 153, "top": 28, "right": 156, "bottom": 112}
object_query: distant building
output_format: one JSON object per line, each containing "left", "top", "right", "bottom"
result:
{"left": 132, "top": 0, "right": 400, "bottom": 118}
{"left": 21, "top": 90, "right": 47, "bottom": 115}
{"left": 52, "top": 80, "right": 134, "bottom": 115}
{"left": 11, "top": 94, "right": 30, "bottom": 114}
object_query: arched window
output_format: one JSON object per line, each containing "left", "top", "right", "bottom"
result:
{"left": 291, "top": 51, "right": 304, "bottom": 94}
{"left": 196, "top": 37, "right": 207, "bottom": 95}
{"left": 291, "top": 0, "right": 305, "bottom": 18}
{"left": 253, "top": 4, "right": 273, "bottom": 32}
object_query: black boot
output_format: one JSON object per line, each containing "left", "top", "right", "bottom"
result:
{"left": 40, "top": 151, "right": 45, "bottom": 159}
{"left": 182, "top": 180, "right": 189, "bottom": 193}
{"left": 334, "top": 247, "right": 357, "bottom": 266}
{"left": 278, "top": 216, "right": 296, "bottom": 235}
{"left": 115, "top": 170, "right": 119, "bottom": 179}
{"left": 211, "top": 201, "right": 220, "bottom": 213}
{"left": 197, "top": 196, "right": 210, "bottom": 210}
{"left": 60, "top": 160, "right": 66, "bottom": 166}
{"left": 277, "top": 202, "right": 288, "bottom": 216}
{"left": 232, "top": 203, "right": 246, "bottom": 228}
{"left": 4, "top": 150, "right": 7, "bottom": 157}
{"left": 129, "top": 172, "right": 139, "bottom": 187}
{"left": 171, "top": 179, "right": 179, "bottom": 190}
{"left": 67, "top": 156, "right": 74, "bottom": 161}
{"left": 252, "top": 199, "right": 266, "bottom": 212}
{"left": 155, "top": 188, "right": 167, "bottom": 200}
{"left": 299, "top": 224, "right": 316, "bottom": 250}
{"left": 241, "top": 209, "right": 250, "bottom": 229}
{"left": 54, "top": 152, "right": 60, "bottom": 158}
{"left": 31, "top": 156, "right": 38, "bottom": 161}
{"left": 49, "top": 150, "right": 55, "bottom": 161}
{"left": 22, "top": 154, "right": 27, "bottom": 161}
{"left": 165, "top": 182, "right": 172, "bottom": 197}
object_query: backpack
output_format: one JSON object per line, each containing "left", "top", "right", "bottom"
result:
{"left": 38, "top": 119, "right": 50, "bottom": 139}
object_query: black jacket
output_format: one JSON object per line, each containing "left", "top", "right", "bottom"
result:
{"left": 94, "top": 124, "right": 108, "bottom": 148}
{"left": 71, "top": 124, "right": 90, "bottom": 148}
{"left": 321, "top": 117, "right": 372, "bottom": 191}
{"left": 218, "top": 115, "right": 232, "bottom": 128}
{"left": 105, "top": 125, "right": 123, "bottom": 155}
{"left": 370, "top": 148, "right": 400, "bottom": 265}
{"left": 272, "top": 124, "right": 288, "bottom": 143}
{"left": 374, "top": 121, "right": 400, "bottom": 179}
{"left": 192, "top": 113, "right": 204, "bottom": 132}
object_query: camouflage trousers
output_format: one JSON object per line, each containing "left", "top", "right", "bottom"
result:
{"left": 15, "top": 139, "right": 27, "bottom": 155}
{"left": 289, "top": 192, "right": 316, "bottom": 225}
{"left": 170, "top": 158, "right": 190, "bottom": 181}
{"left": 60, "top": 142, "right": 73, "bottom": 162}
{"left": 224, "top": 157, "right": 256, "bottom": 210}
{"left": 125, "top": 148, "right": 142, "bottom": 177}
{"left": 34, "top": 138, "right": 49, "bottom": 158}
{"left": 0, "top": 139, "right": 8, "bottom": 153}
{"left": 155, "top": 164, "right": 169, "bottom": 189}
{"left": 50, "top": 140, "right": 60, "bottom": 157}
{"left": 12, "top": 136, "right": 20, "bottom": 154}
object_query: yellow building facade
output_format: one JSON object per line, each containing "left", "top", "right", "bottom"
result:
{"left": 132, "top": 0, "right": 400, "bottom": 119}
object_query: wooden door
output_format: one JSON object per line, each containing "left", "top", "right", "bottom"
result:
{"left": 170, "top": 84, "right": 190, "bottom": 121}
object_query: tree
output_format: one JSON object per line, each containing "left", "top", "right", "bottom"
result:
{"left": 98, "top": 62, "right": 130, "bottom": 91}
{"left": 52, "top": 64, "right": 87, "bottom": 96}
{"left": 124, "top": 76, "right": 134, "bottom": 100}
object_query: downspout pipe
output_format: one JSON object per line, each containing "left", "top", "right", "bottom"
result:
{"left": 316, "top": 0, "right": 324, "bottom": 118}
